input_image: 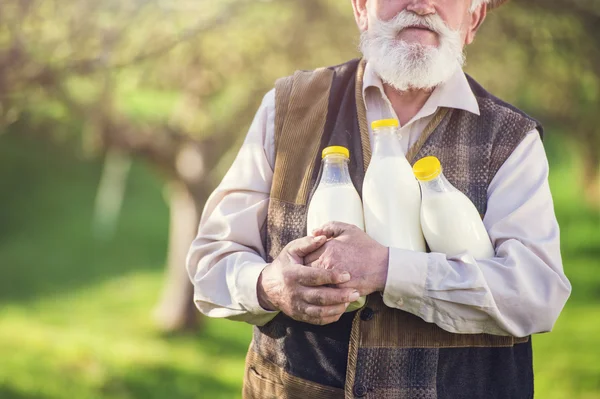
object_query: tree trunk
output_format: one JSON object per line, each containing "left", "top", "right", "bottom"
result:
{"left": 153, "top": 180, "right": 206, "bottom": 332}
{"left": 582, "top": 143, "right": 600, "bottom": 209}
{"left": 92, "top": 149, "right": 132, "bottom": 240}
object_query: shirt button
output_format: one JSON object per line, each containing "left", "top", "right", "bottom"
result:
{"left": 353, "top": 383, "right": 368, "bottom": 397}
{"left": 360, "top": 307, "right": 375, "bottom": 321}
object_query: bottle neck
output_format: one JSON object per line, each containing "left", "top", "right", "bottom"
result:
{"left": 372, "top": 127, "right": 404, "bottom": 157}
{"left": 419, "top": 172, "right": 454, "bottom": 194}
{"left": 320, "top": 155, "right": 352, "bottom": 185}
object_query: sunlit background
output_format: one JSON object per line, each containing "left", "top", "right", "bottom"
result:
{"left": 0, "top": 0, "right": 598, "bottom": 398}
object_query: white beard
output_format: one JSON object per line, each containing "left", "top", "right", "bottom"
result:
{"left": 360, "top": 10, "right": 466, "bottom": 92}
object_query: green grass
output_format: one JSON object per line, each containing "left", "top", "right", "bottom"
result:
{"left": 0, "top": 133, "right": 598, "bottom": 398}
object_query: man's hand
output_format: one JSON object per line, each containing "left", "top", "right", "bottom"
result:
{"left": 257, "top": 235, "right": 361, "bottom": 326}
{"left": 305, "top": 222, "right": 390, "bottom": 297}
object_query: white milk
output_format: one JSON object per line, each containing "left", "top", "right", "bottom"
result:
{"left": 421, "top": 192, "right": 494, "bottom": 259}
{"left": 306, "top": 147, "right": 366, "bottom": 312}
{"left": 363, "top": 157, "right": 426, "bottom": 250}
{"left": 363, "top": 122, "right": 426, "bottom": 252}
{"left": 307, "top": 184, "right": 365, "bottom": 234}
{"left": 413, "top": 156, "right": 495, "bottom": 259}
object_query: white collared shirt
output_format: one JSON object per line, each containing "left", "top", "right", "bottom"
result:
{"left": 186, "top": 64, "right": 571, "bottom": 336}
{"left": 362, "top": 62, "right": 481, "bottom": 149}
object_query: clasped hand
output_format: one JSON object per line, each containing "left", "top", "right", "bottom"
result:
{"left": 257, "top": 222, "right": 389, "bottom": 326}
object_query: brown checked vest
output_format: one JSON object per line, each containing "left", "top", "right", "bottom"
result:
{"left": 243, "top": 59, "right": 542, "bottom": 399}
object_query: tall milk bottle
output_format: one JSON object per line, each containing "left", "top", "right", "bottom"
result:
{"left": 306, "top": 146, "right": 366, "bottom": 312}
{"left": 363, "top": 119, "right": 426, "bottom": 253}
{"left": 413, "top": 156, "right": 494, "bottom": 259}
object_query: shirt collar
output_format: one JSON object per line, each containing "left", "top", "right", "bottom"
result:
{"left": 362, "top": 61, "right": 481, "bottom": 118}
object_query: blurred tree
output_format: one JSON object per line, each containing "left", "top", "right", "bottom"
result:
{"left": 468, "top": 1, "right": 600, "bottom": 206}
{"left": 0, "top": 0, "right": 358, "bottom": 332}
{"left": 0, "top": 0, "right": 238, "bottom": 332}
{"left": 0, "top": 0, "right": 596, "bottom": 333}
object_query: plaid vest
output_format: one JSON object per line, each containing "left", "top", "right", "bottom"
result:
{"left": 243, "top": 59, "right": 542, "bottom": 399}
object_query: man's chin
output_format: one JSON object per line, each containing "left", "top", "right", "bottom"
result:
{"left": 370, "top": 57, "right": 460, "bottom": 92}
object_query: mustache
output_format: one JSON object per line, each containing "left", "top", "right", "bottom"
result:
{"left": 369, "top": 10, "right": 457, "bottom": 38}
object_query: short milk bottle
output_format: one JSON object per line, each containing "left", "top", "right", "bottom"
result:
{"left": 307, "top": 146, "right": 366, "bottom": 312}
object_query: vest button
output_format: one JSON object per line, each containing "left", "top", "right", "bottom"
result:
{"left": 353, "top": 383, "right": 368, "bottom": 397}
{"left": 360, "top": 307, "right": 374, "bottom": 321}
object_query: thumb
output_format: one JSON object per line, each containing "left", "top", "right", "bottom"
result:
{"left": 286, "top": 235, "right": 327, "bottom": 262}
{"left": 311, "top": 221, "right": 349, "bottom": 239}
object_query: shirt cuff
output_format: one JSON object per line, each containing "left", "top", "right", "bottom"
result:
{"left": 382, "top": 248, "right": 429, "bottom": 313}
{"left": 235, "top": 261, "right": 280, "bottom": 318}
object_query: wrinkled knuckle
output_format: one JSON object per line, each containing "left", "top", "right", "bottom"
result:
{"left": 290, "top": 291, "right": 301, "bottom": 303}
{"left": 282, "top": 271, "right": 295, "bottom": 286}
{"left": 292, "top": 302, "right": 304, "bottom": 315}
{"left": 330, "top": 294, "right": 341, "bottom": 305}
{"left": 282, "top": 242, "right": 295, "bottom": 254}
{"left": 321, "top": 257, "right": 334, "bottom": 270}
{"left": 330, "top": 270, "right": 342, "bottom": 283}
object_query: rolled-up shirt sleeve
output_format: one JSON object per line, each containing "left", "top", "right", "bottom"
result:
{"left": 382, "top": 130, "right": 572, "bottom": 337}
{"left": 186, "top": 89, "right": 279, "bottom": 326}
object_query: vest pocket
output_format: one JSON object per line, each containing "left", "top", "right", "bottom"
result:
{"left": 244, "top": 365, "right": 284, "bottom": 399}
{"left": 243, "top": 346, "right": 284, "bottom": 399}
{"left": 243, "top": 342, "right": 346, "bottom": 399}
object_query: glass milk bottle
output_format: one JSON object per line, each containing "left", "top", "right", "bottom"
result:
{"left": 413, "top": 156, "right": 495, "bottom": 259}
{"left": 307, "top": 146, "right": 366, "bottom": 312}
{"left": 363, "top": 119, "right": 426, "bottom": 252}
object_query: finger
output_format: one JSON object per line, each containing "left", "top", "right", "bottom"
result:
{"left": 306, "top": 258, "right": 329, "bottom": 269}
{"left": 301, "top": 287, "right": 360, "bottom": 306}
{"left": 312, "top": 221, "right": 350, "bottom": 239}
{"left": 286, "top": 235, "right": 327, "bottom": 261}
{"left": 304, "top": 303, "right": 348, "bottom": 319}
{"left": 332, "top": 281, "right": 360, "bottom": 290}
{"left": 296, "top": 267, "right": 351, "bottom": 287}
{"left": 303, "top": 244, "right": 327, "bottom": 266}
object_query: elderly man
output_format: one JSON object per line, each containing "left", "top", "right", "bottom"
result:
{"left": 187, "top": 0, "right": 571, "bottom": 398}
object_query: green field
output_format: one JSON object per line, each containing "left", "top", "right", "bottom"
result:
{"left": 0, "top": 133, "right": 598, "bottom": 399}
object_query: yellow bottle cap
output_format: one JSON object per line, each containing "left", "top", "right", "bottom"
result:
{"left": 322, "top": 146, "right": 350, "bottom": 159}
{"left": 371, "top": 119, "right": 399, "bottom": 130}
{"left": 413, "top": 156, "right": 443, "bottom": 181}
